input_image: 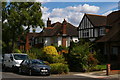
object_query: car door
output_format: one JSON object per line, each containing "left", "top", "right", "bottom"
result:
{"left": 4, "top": 54, "right": 13, "bottom": 68}
{"left": 9, "top": 54, "right": 14, "bottom": 68}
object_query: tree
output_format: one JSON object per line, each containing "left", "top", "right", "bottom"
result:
{"left": 67, "top": 40, "right": 98, "bottom": 72}
{"left": 2, "top": 2, "right": 44, "bottom": 53}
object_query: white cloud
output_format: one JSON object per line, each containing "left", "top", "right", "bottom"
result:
{"left": 81, "top": 4, "right": 100, "bottom": 13}
{"left": 102, "top": 9, "right": 118, "bottom": 16}
{"left": 35, "top": 0, "right": 50, "bottom": 2}
{"left": 41, "top": 4, "right": 100, "bottom": 27}
{"left": 35, "top": 26, "right": 42, "bottom": 33}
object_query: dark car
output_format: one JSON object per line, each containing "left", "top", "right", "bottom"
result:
{"left": 19, "top": 59, "right": 50, "bottom": 76}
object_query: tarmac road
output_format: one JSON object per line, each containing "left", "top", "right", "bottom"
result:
{"left": 1, "top": 71, "right": 119, "bottom": 80}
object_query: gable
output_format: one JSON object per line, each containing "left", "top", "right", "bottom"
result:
{"left": 79, "top": 15, "right": 94, "bottom": 30}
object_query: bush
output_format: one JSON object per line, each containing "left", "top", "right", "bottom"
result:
{"left": 26, "top": 52, "right": 37, "bottom": 59}
{"left": 26, "top": 48, "right": 41, "bottom": 59}
{"left": 39, "top": 53, "right": 66, "bottom": 64}
{"left": 40, "top": 46, "right": 66, "bottom": 64}
{"left": 87, "top": 53, "right": 99, "bottom": 71}
{"left": 94, "top": 65, "right": 106, "bottom": 71}
{"left": 50, "top": 63, "right": 69, "bottom": 74}
{"left": 67, "top": 40, "right": 98, "bottom": 72}
{"left": 43, "top": 46, "right": 58, "bottom": 56}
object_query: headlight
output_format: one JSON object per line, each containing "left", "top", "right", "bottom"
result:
{"left": 41, "top": 70, "right": 48, "bottom": 72}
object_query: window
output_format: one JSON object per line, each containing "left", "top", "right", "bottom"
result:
{"left": 13, "top": 54, "right": 28, "bottom": 60}
{"left": 112, "top": 47, "right": 118, "bottom": 55}
{"left": 35, "top": 38, "right": 37, "bottom": 44}
{"left": 99, "top": 27, "right": 106, "bottom": 36}
{"left": 82, "top": 29, "right": 89, "bottom": 38}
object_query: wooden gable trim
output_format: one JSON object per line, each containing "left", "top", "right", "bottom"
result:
{"left": 78, "top": 14, "right": 95, "bottom": 30}
{"left": 85, "top": 14, "right": 95, "bottom": 27}
{"left": 78, "top": 14, "right": 86, "bottom": 28}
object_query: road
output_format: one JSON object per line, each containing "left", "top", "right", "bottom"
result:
{"left": 1, "top": 71, "right": 119, "bottom": 80}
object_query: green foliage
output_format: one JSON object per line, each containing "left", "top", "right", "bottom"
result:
{"left": 67, "top": 40, "right": 98, "bottom": 72}
{"left": 2, "top": 2, "right": 44, "bottom": 53}
{"left": 13, "top": 49, "right": 22, "bottom": 53}
{"left": 26, "top": 48, "right": 41, "bottom": 59}
{"left": 37, "top": 51, "right": 66, "bottom": 64}
{"left": 94, "top": 65, "right": 106, "bottom": 71}
{"left": 50, "top": 63, "right": 69, "bottom": 74}
{"left": 43, "top": 46, "right": 58, "bottom": 56}
{"left": 26, "top": 52, "right": 37, "bottom": 59}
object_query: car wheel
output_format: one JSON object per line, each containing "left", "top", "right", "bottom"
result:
{"left": 19, "top": 67, "right": 22, "bottom": 74}
{"left": 2, "top": 65, "right": 6, "bottom": 72}
{"left": 28, "top": 69, "right": 32, "bottom": 76}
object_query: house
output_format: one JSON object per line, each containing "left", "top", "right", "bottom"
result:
{"left": 97, "top": 10, "right": 120, "bottom": 65}
{"left": 23, "top": 18, "right": 79, "bottom": 50}
{"left": 78, "top": 14, "right": 107, "bottom": 42}
{"left": 34, "top": 18, "right": 79, "bottom": 47}
{"left": 18, "top": 33, "right": 40, "bottom": 51}
{"left": 78, "top": 10, "right": 120, "bottom": 65}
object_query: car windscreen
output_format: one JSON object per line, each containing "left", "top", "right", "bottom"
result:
{"left": 31, "top": 60, "right": 44, "bottom": 65}
{"left": 13, "top": 54, "right": 28, "bottom": 60}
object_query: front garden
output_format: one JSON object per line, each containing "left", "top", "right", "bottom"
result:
{"left": 14, "top": 40, "right": 106, "bottom": 74}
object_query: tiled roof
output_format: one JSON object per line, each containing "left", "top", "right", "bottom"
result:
{"left": 97, "top": 10, "right": 120, "bottom": 42}
{"left": 27, "top": 33, "right": 40, "bottom": 40}
{"left": 38, "top": 21, "right": 78, "bottom": 37}
{"left": 86, "top": 14, "right": 107, "bottom": 26}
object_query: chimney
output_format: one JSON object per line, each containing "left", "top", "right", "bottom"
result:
{"left": 25, "top": 33, "right": 30, "bottom": 51}
{"left": 62, "top": 19, "right": 67, "bottom": 34}
{"left": 47, "top": 18, "right": 51, "bottom": 27}
{"left": 62, "top": 19, "right": 67, "bottom": 47}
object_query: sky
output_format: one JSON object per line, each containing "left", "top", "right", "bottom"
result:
{"left": 3, "top": 1, "right": 119, "bottom": 32}
{"left": 37, "top": 2, "right": 118, "bottom": 32}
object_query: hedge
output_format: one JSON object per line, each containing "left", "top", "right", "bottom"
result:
{"left": 50, "top": 63, "right": 69, "bottom": 74}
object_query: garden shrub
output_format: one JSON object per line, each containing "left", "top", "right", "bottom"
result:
{"left": 43, "top": 46, "right": 58, "bottom": 56}
{"left": 50, "top": 63, "right": 69, "bottom": 74}
{"left": 94, "top": 65, "right": 106, "bottom": 71}
{"left": 67, "top": 40, "right": 98, "bottom": 72}
{"left": 26, "top": 48, "right": 41, "bottom": 59}
{"left": 39, "top": 53, "right": 66, "bottom": 64}
{"left": 41, "top": 46, "right": 66, "bottom": 64}
{"left": 26, "top": 52, "right": 37, "bottom": 59}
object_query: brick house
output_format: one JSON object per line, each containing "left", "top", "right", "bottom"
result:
{"left": 34, "top": 18, "right": 79, "bottom": 47}
{"left": 97, "top": 10, "right": 120, "bottom": 65}
{"left": 23, "top": 18, "right": 79, "bottom": 51}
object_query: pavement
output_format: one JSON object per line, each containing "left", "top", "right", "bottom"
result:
{"left": 72, "top": 70, "right": 120, "bottom": 79}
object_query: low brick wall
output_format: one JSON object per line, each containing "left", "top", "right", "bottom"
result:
{"left": 110, "top": 70, "right": 120, "bottom": 75}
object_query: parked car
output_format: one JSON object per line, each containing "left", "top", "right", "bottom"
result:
{"left": 19, "top": 59, "right": 50, "bottom": 76}
{"left": 2, "top": 53, "right": 28, "bottom": 71}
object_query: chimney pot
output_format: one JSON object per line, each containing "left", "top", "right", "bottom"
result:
{"left": 47, "top": 18, "right": 51, "bottom": 27}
